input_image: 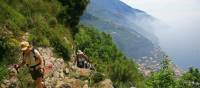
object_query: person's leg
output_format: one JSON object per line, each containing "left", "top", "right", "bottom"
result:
{"left": 35, "top": 77, "right": 43, "bottom": 88}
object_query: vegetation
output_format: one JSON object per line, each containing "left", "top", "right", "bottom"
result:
{"left": 1, "top": 0, "right": 200, "bottom": 88}
{"left": 0, "top": 0, "right": 87, "bottom": 84}
{"left": 0, "top": 0, "right": 82, "bottom": 62}
{"left": 146, "top": 57, "right": 200, "bottom": 88}
{"left": 0, "top": 65, "right": 9, "bottom": 83}
{"left": 57, "top": 0, "right": 89, "bottom": 35}
{"left": 176, "top": 67, "right": 200, "bottom": 88}
{"left": 146, "top": 58, "right": 176, "bottom": 88}
{"left": 75, "top": 26, "right": 145, "bottom": 88}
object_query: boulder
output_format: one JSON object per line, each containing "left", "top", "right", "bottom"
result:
{"left": 63, "top": 78, "right": 82, "bottom": 88}
{"left": 64, "top": 68, "right": 70, "bottom": 74}
{"left": 83, "top": 84, "right": 89, "bottom": 88}
{"left": 76, "top": 68, "right": 91, "bottom": 77}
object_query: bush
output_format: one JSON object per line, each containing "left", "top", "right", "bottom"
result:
{"left": 0, "top": 28, "right": 20, "bottom": 64}
{"left": 176, "top": 67, "right": 200, "bottom": 88}
{"left": 50, "top": 33, "right": 71, "bottom": 60}
{"left": 28, "top": 34, "right": 50, "bottom": 47}
{"left": 91, "top": 72, "right": 105, "bottom": 83}
{"left": 110, "top": 59, "right": 144, "bottom": 88}
{"left": 0, "top": 65, "right": 9, "bottom": 83}
{"left": 146, "top": 58, "right": 176, "bottom": 88}
{"left": 17, "top": 67, "right": 35, "bottom": 88}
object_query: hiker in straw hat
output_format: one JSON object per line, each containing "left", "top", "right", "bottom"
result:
{"left": 15, "top": 41, "right": 44, "bottom": 88}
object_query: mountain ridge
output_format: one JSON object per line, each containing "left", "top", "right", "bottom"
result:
{"left": 81, "top": 0, "right": 162, "bottom": 59}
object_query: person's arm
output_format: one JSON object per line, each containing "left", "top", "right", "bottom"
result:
{"left": 18, "top": 59, "right": 26, "bottom": 69}
{"left": 34, "top": 50, "right": 43, "bottom": 69}
{"left": 83, "top": 54, "right": 90, "bottom": 63}
{"left": 37, "top": 55, "right": 43, "bottom": 68}
{"left": 15, "top": 55, "right": 26, "bottom": 70}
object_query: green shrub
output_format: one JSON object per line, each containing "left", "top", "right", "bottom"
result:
{"left": 17, "top": 67, "right": 35, "bottom": 88}
{"left": 146, "top": 58, "right": 176, "bottom": 88}
{"left": 110, "top": 59, "right": 144, "bottom": 88}
{"left": 28, "top": 34, "right": 50, "bottom": 47}
{"left": 50, "top": 34, "right": 70, "bottom": 60}
{"left": 176, "top": 67, "right": 200, "bottom": 88}
{"left": 0, "top": 28, "right": 20, "bottom": 64}
{"left": 91, "top": 72, "right": 105, "bottom": 83}
{"left": 48, "top": 17, "right": 58, "bottom": 28}
{"left": 0, "top": 65, "right": 9, "bottom": 83}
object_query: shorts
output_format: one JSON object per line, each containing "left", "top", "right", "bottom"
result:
{"left": 77, "top": 61, "right": 90, "bottom": 68}
{"left": 77, "top": 61, "right": 84, "bottom": 68}
{"left": 29, "top": 69, "right": 44, "bottom": 80}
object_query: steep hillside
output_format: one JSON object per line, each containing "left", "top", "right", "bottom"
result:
{"left": 81, "top": 12, "right": 155, "bottom": 58}
{"left": 81, "top": 0, "right": 163, "bottom": 59}
{"left": 0, "top": 0, "right": 145, "bottom": 88}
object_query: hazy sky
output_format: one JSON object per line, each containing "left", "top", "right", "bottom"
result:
{"left": 121, "top": 0, "right": 200, "bottom": 69}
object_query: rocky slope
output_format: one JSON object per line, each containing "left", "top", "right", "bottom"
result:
{"left": 1, "top": 47, "right": 114, "bottom": 88}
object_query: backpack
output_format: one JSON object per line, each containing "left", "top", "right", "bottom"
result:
{"left": 23, "top": 48, "right": 45, "bottom": 68}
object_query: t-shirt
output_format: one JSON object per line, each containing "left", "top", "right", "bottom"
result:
{"left": 23, "top": 49, "right": 41, "bottom": 66}
{"left": 77, "top": 54, "right": 85, "bottom": 62}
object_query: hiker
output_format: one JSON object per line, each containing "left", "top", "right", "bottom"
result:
{"left": 15, "top": 41, "right": 44, "bottom": 88}
{"left": 75, "top": 50, "right": 90, "bottom": 68}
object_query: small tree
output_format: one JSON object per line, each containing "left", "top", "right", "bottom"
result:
{"left": 57, "top": 0, "right": 90, "bottom": 35}
{"left": 146, "top": 57, "right": 176, "bottom": 88}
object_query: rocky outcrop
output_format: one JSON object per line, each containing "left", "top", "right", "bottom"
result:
{"left": 0, "top": 66, "right": 19, "bottom": 88}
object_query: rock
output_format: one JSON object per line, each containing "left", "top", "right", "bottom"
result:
{"left": 56, "top": 81, "right": 71, "bottom": 88}
{"left": 83, "top": 84, "right": 89, "bottom": 88}
{"left": 3, "top": 79, "right": 10, "bottom": 85}
{"left": 63, "top": 78, "right": 82, "bottom": 88}
{"left": 76, "top": 68, "right": 91, "bottom": 77}
{"left": 1, "top": 78, "right": 19, "bottom": 88}
{"left": 68, "top": 62, "right": 74, "bottom": 67}
{"left": 59, "top": 72, "right": 64, "bottom": 78}
{"left": 9, "top": 77, "right": 17, "bottom": 83}
{"left": 0, "top": 84, "right": 6, "bottom": 88}
{"left": 97, "top": 79, "right": 114, "bottom": 88}
{"left": 84, "top": 80, "right": 89, "bottom": 84}
{"left": 53, "top": 71, "right": 60, "bottom": 78}
{"left": 130, "top": 87, "right": 136, "bottom": 88}
{"left": 71, "top": 65, "right": 77, "bottom": 70}
{"left": 8, "top": 67, "right": 18, "bottom": 77}
{"left": 65, "top": 68, "right": 70, "bottom": 74}
{"left": 59, "top": 84, "right": 71, "bottom": 88}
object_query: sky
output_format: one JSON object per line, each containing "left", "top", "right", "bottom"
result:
{"left": 121, "top": 0, "right": 200, "bottom": 69}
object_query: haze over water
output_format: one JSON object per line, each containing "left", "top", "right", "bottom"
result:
{"left": 121, "top": 0, "right": 200, "bottom": 69}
